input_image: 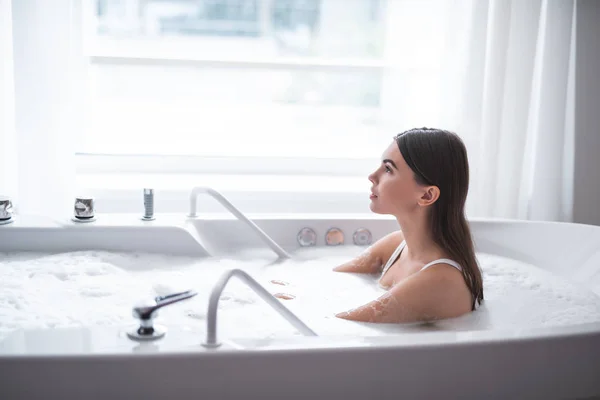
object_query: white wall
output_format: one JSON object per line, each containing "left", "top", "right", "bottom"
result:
{"left": 573, "top": 0, "right": 600, "bottom": 226}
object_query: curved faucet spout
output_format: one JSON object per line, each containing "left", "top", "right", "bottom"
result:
{"left": 188, "top": 186, "right": 291, "bottom": 260}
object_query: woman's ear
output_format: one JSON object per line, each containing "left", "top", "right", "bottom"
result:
{"left": 418, "top": 186, "right": 440, "bottom": 207}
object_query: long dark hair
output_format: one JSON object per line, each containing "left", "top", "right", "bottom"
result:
{"left": 395, "top": 127, "right": 483, "bottom": 310}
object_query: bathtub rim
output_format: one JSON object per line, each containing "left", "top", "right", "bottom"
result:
{"left": 1, "top": 318, "right": 599, "bottom": 358}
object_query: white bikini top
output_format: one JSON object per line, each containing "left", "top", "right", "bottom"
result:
{"left": 380, "top": 240, "right": 463, "bottom": 280}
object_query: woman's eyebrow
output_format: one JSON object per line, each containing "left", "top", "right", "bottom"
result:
{"left": 382, "top": 159, "right": 398, "bottom": 170}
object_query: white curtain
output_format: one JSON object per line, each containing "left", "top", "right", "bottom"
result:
{"left": 380, "top": 0, "right": 575, "bottom": 222}
{"left": 453, "top": 0, "right": 576, "bottom": 222}
{"left": 0, "top": 0, "right": 17, "bottom": 202}
{"left": 0, "top": 0, "right": 82, "bottom": 218}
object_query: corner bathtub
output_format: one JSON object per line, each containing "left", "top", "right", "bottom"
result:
{"left": 0, "top": 214, "right": 599, "bottom": 400}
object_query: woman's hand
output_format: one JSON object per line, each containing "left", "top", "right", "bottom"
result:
{"left": 335, "top": 293, "right": 394, "bottom": 322}
{"left": 273, "top": 293, "right": 296, "bottom": 300}
{"left": 270, "top": 279, "right": 295, "bottom": 300}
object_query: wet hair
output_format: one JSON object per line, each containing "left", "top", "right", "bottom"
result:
{"left": 395, "top": 127, "right": 483, "bottom": 310}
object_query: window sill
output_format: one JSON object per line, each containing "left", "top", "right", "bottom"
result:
{"left": 76, "top": 172, "right": 372, "bottom": 215}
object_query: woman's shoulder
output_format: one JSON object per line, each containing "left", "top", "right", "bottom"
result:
{"left": 370, "top": 230, "right": 405, "bottom": 263}
{"left": 379, "top": 230, "right": 405, "bottom": 248}
{"left": 379, "top": 230, "right": 404, "bottom": 244}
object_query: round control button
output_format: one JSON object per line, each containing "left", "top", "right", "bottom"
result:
{"left": 297, "top": 227, "right": 317, "bottom": 247}
{"left": 353, "top": 228, "right": 372, "bottom": 246}
{"left": 325, "top": 228, "right": 344, "bottom": 246}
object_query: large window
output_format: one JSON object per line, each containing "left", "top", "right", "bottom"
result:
{"left": 81, "top": 0, "right": 449, "bottom": 170}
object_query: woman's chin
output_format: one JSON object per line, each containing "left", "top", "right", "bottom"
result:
{"left": 369, "top": 201, "right": 382, "bottom": 214}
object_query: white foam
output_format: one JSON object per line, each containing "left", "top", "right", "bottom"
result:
{"left": 1, "top": 247, "right": 600, "bottom": 341}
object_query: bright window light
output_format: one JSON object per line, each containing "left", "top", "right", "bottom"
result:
{"left": 80, "top": 0, "right": 449, "bottom": 165}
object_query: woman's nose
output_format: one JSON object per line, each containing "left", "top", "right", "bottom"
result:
{"left": 368, "top": 171, "right": 377, "bottom": 183}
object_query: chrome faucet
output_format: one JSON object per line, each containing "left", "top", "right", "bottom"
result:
{"left": 142, "top": 188, "right": 155, "bottom": 221}
{"left": 0, "top": 196, "right": 14, "bottom": 225}
{"left": 127, "top": 289, "right": 198, "bottom": 341}
{"left": 72, "top": 196, "right": 96, "bottom": 222}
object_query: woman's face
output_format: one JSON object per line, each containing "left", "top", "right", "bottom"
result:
{"left": 368, "top": 142, "right": 423, "bottom": 216}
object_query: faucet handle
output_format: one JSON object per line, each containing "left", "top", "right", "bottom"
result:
{"left": 154, "top": 290, "right": 196, "bottom": 305}
{"left": 133, "top": 289, "right": 198, "bottom": 320}
{"left": 0, "top": 196, "right": 14, "bottom": 224}
{"left": 127, "top": 290, "right": 198, "bottom": 341}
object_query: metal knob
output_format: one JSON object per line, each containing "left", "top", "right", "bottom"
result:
{"left": 0, "top": 196, "right": 14, "bottom": 225}
{"left": 127, "top": 289, "right": 198, "bottom": 341}
{"left": 73, "top": 196, "right": 96, "bottom": 222}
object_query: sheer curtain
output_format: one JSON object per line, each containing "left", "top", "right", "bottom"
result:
{"left": 380, "top": 0, "right": 575, "bottom": 222}
{"left": 0, "top": 0, "right": 83, "bottom": 218}
{"left": 450, "top": 0, "right": 576, "bottom": 222}
{"left": 0, "top": 0, "right": 17, "bottom": 203}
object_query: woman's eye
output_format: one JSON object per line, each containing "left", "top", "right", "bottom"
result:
{"left": 385, "top": 166, "right": 392, "bottom": 173}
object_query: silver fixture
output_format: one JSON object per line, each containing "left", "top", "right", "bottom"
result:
{"left": 297, "top": 227, "right": 317, "bottom": 247}
{"left": 202, "top": 269, "right": 316, "bottom": 348}
{"left": 325, "top": 227, "right": 344, "bottom": 246}
{"left": 72, "top": 196, "right": 96, "bottom": 222}
{"left": 0, "top": 196, "right": 14, "bottom": 225}
{"left": 141, "top": 188, "right": 155, "bottom": 221}
{"left": 127, "top": 289, "right": 198, "bottom": 341}
{"left": 188, "top": 187, "right": 291, "bottom": 260}
{"left": 353, "top": 228, "right": 373, "bottom": 246}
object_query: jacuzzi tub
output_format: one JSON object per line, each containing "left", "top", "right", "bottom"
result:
{"left": 0, "top": 213, "right": 599, "bottom": 399}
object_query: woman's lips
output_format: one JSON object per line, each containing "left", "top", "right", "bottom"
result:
{"left": 370, "top": 193, "right": 378, "bottom": 199}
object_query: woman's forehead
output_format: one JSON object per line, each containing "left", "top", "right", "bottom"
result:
{"left": 382, "top": 142, "right": 403, "bottom": 164}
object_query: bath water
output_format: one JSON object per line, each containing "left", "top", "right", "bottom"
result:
{"left": 1, "top": 247, "right": 600, "bottom": 341}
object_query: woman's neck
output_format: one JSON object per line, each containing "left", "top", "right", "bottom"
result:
{"left": 395, "top": 213, "right": 439, "bottom": 262}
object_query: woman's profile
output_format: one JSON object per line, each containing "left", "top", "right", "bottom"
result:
{"left": 333, "top": 127, "right": 484, "bottom": 323}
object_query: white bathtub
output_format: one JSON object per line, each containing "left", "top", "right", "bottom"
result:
{"left": 0, "top": 214, "right": 599, "bottom": 399}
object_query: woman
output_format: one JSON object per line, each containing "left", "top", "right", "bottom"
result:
{"left": 333, "top": 127, "right": 484, "bottom": 323}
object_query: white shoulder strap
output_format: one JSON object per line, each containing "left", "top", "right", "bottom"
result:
{"left": 421, "top": 258, "right": 462, "bottom": 271}
{"left": 420, "top": 258, "right": 463, "bottom": 272}
{"left": 381, "top": 240, "right": 406, "bottom": 275}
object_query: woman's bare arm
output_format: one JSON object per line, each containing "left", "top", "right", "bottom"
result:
{"left": 332, "top": 230, "right": 404, "bottom": 274}
{"left": 335, "top": 264, "right": 471, "bottom": 323}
